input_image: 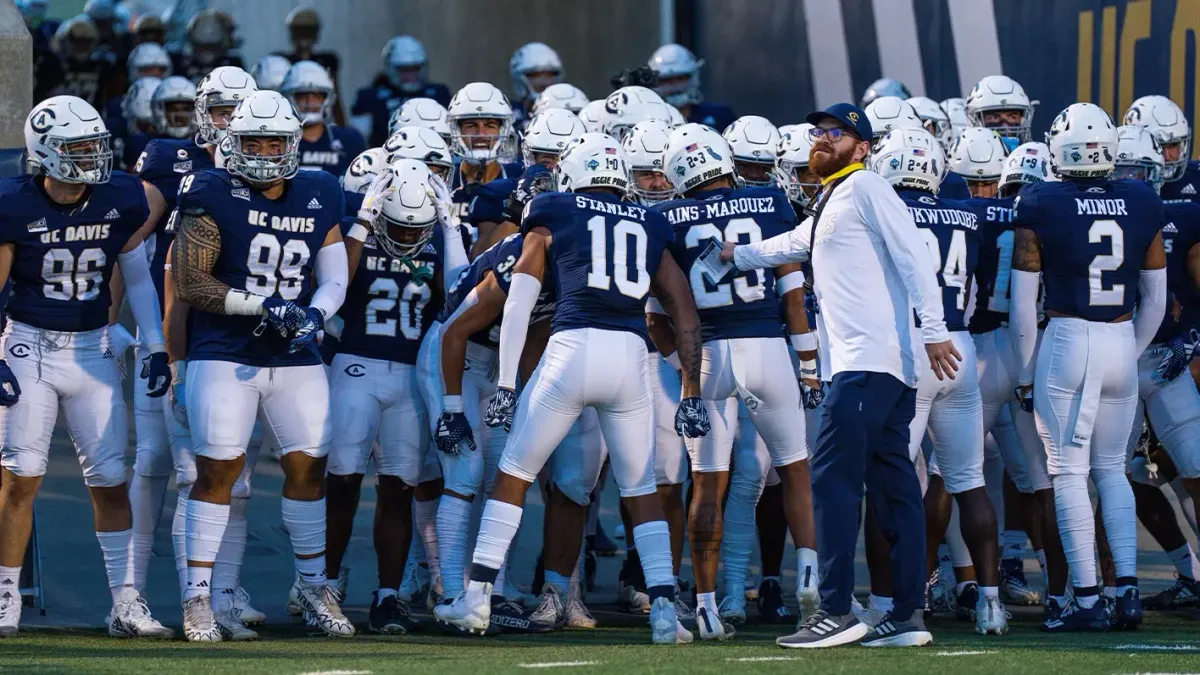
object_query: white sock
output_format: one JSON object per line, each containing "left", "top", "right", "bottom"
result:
{"left": 96, "top": 528, "right": 136, "bottom": 598}
{"left": 1001, "top": 529, "right": 1026, "bottom": 560}
{"left": 281, "top": 497, "right": 326, "bottom": 586}
{"left": 697, "top": 590, "right": 718, "bottom": 614}
{"left": 720, "top": 481, "right": 758, "bottom": 596}
{"left": 171, "top": 488, "right": 190, "bottom": 597}
{"left": 1051, "top": 474, "right": 1097, "bottom": 589}
{"left": 1092, "top": 470, "right": 1138, "bottom": 578}
{"left": 471, "top": 500, "right": 523, "bottom": 584}
{"left": 438, "top": 496, "right": 475, "bottom": 597}
{"left": 545, "top": 570, "right": 570, "bottom": 593}
{"left": 955, "top": 580, "right": 973, "bottom": 595}
{"left": 1103, "top": 585, "right": 1118, "bottom": 599}
{"left": 1167, "top": 544, "right": 1199, "bottom": 580}
{"left": 980, "top": 585, "right": 999, "bottom": 599}
{"left": 868, "top": 594, "right": 894, "bottom": 613}
{"left": 495, "top": 559, "right": 509, "bottom": 598}
{"left": 184, "top": 499, "right": 229, "bottom": 600}
{"left": 0, "top": 566, "right": 21, "bottom": 591}
{"left": 414, "top": 498, "right": 439, "bottom": 578}
{"left": 632, "top": 520, "right": 674, "bottom": 590}
{"left": 797, "top": 547, "right": 818, "bottom": 591}
{"left": 129, "top": 473, "right": 169, "bottom": 592}
{"left": 376, "top": 587, "right": 397, "bottom": 604}
{"left": 1076, "top": 592, "right": 1099, "bottom": 608}
{"left": 212, "top": 496, "right": 248, "bottom": 596}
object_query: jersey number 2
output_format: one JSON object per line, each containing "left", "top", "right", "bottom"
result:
{"left": 1088, "top": 219, "right": 1124, "bottom": 306}
{"left": 586, "top": 216, "right": 650, "bottom": 299}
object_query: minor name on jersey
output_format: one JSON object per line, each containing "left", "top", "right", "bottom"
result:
{"left": 907, "top": 206, "right": 978, "bottom": 229}
{"left": 985, "top": 205, "right": 1013, "bottom": 223}
{"left": 661, "top": 196, "right": 777, "bottom": 225}
{"left": 301, "top": 151, "right": 341, "bottom": 165}
{"left": 364, "top": 254, "right": 435, "bottom": 274}
{"left": 1075, "top": 198, "right": 1129, "bottom": 216}
{"left": 38, "top": 223, "right": 111, "bottom": 244}
{"left": 572, "top": 195, "right": 646, "bottom": 221}
{"left": 247, "top": 209, "right": 315, "bottom": 233}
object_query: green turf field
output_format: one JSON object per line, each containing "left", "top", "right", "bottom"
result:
{"left": 3, "top": 610, "right": 1199, "bottom": 675}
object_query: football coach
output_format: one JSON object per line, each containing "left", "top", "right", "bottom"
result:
{"left": 718, "top": 103, "right": 961, "bottom": 648}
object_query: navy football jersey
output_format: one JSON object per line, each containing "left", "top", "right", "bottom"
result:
{"left": 941, "top": 171, "right": 972, "bottom": 201}
{"left": 339, "top": 226, "right": 443, "bottom": 364}
{"left": 899, "top": 189, "right": 981, "bottom": 332}
{"left": 1160, "top": 160, "right": 1200, "bottom": 204}
{"left": 342, "top": 190, "right": 364, "bottom": 230}
{"left": 60, "top": 59, "right": 115, "bottom": 108}
{"left": 1014, "top": 178, "right": 1163, "bottom": 321}
{"left": 137, "top": 138, "right": 215, "bottom": 304}
{"left": 524, "top": 191, "right": 672, "bottom": 340}
{"left": 448, "top": 161, "right": 523, "bottom": 221}
{"left": 1156, "top": 201, "right": 1200, "bottom": 343}
{"left": 439, "top": 233, "right": 522, "bottom": 349}
{"left": 965, "top": 196, "right": 1018, "bottom": 333}
{"left": 298, "top": 125, "right": 367, "bottom": 179}
{"left": 655, "top": 186, "right": 794, "bottom": 342}
{"left": 0, "top": 172, "right": 148, "bottom": 332}
{"left": 686, "top": 101, "right": 736, "bottom": 133}
{"left": 350, "top": 78, "right": 452, "bottom": 148}
{"left": 178, "top": 168, "right": 345, "bottom": 367}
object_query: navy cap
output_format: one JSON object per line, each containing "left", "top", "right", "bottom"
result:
{"left": 805, "top": 102, "right": 873, "bottom": 141}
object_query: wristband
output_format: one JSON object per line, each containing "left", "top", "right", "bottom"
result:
{"left": 347, "top": 222, "right": 370, "bottom": 243}
{"left": 224, "top": 289, "right": 266, "bottom": 316}
{"left": 443, "top": 394, "right": 464, "bottom": 413}
{"left": 776, "top": 270, "right": 806, "bottom": 296}
{"left": 799, "top": 358, "right": 818, "bottom": 377}
{"left": 791, "top": 332, "right": 818, "bottom": 352}
{"left": 665, "top": 352, "right": 681, "bottom": 371}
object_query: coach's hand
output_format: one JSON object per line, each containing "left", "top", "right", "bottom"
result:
{"left": 0, "top": 359, "right": 21, "bottom": 406}
{"left": 287, "top": 307, "right": 325, "bottom": 354}
{"left": 1155, "top": 329, "right": 1199, "bottom": 382}
{"left": 484, "top": 387, "right": 517, "bottom": 431}
{"left": 675, "top": 396, "right": 710, "bottom": 438}
{"left": 925, "top": 339, "right": 962, "bottom": 381}
{"left": 435, "top": 399, "right": 476, "bottom": 455}
{"left": 141, "top": 350, "right": 171, "bottom": 397}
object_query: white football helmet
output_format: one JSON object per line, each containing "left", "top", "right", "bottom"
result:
{"left": 383, "top": 125, "right": 454, "bottom": 177}
{"left": 532, "top": 83, "right": 589, "bottom": 115}
{"left": 447, "top": 82, "right": 514, "bottom": 162}
{"left": 194, "top": 65, "right": 258, "bottom": 146}
{"left": 25, "top": 95, "right": 113, "bottom": 184}
{"left": 126, "top": 42, "right": 171, "bottom": 82}
{"left": 941, "top": 97, "right": 969, "bottom": 143}
{"left": 602, "top": 86, "right": 670, "bottom": 142}
{"left": 579, "top": 100, "right": 606, "bottom": 134}
{"left": 121, "top": 77, "right": 161, "bottom": 134}
{"left": 250, "top": 54, "right": 292, "bottom": 92}
{"left": 775, "top": 123, "right": 819, "bottom": 205}
{"left": 225, "top": 90, "right": 301, "bottom": 185}
{"left": 648, "top": 43, "right": 703, "bottom": 107}
{"left": 622, "top": 119, "right": 676, "bottom": 204}
{"left": 523, "top": 108, "right": 586, "bottom": 166}
{"left": 376, "top": 158, "right": 438, "bottom": 259}
{"left": 865, "top": 97, "right": 923, "bottom": 144}
{"left": 663, "top": 103, "right": 685, "bottom": 129}
{"left": 152, "top": 76, "right": 197, "bottom": 139}
{"left": 343, "top": 147, "right": 390, "bottom": 193}
{"left": 554, "top": 132, "right": 629, "bottom": 193}
{"left": 871, "top": 127, "right": 946, "bottom": 194}
{"left": 510, "top": 42, "right": 564, "bottom": 103}
{"left": 280, "top": 60, "right": 335, "bottom": 127}
{"left": 1046, "top": 102, "right": 1118, "bottom": 178}
{"left": 965, "top": 75, "right": 1034, "bottom": 145}
{"left": 907, "top": 96, "right": 951, "bottom": 148}
{"left": 948, "top": 127, "right": 1008, "bottom": 183}
{"left": 723, "top": 115, "right": 781, "bottom": 186}
{"left": 1123, "top": 95, "right": 1191, "bottom": 181}
{"left": 861, "top": 78, "right": 911, "bottom": 108}
{"left": 664, "top": 122, "right": 736, "bottom": 194}
{"left": 388, "top": 97, "right": 451, "bottom": 143}
{"left": 383, "top": 35, "right": 428, "bottom": 93}
{"left": 1114, "top": 125, "right": 1165, "bottom": 193}
{"left": 999, "top": 142, "right": 1053, "bottom": 197}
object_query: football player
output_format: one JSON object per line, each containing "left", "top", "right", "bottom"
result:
{"left": 105, "top": 42, "right": 172, "bottom": 131}
{"left": 114, "top": 77, "right": 161, "bottom": 170}
{"left": 872, "top": 127, "right": 1006, "bottom": 635}
{"left": 52, "top": 15, "right": 118, "bottom": 109}
{"left": 654, "top": 124, "right": 818, "bottom": 640}
{"left": 861, "top": 78, "right": 911, "bottom": 108}
{"left": 723, "top": 116, "right": 781, "bottom": 187}
{"left": 509, "top": 42, "right": 564, "bottom": 131}
{"left": 250, "top": 54, "right": 292, "bottom": 92}
{"left": 436, "top": 133, "right": 708, "bottom": 645}
{"left": 866, "top": 97, "right": 972, "bottom": 200}
{"left": 601, "top": 86, "right": 671, "bottom": 143}
{"left": 948, "top": 128, "right": 1008, "bottom": 199}
{"left": 281, "top": 61, "right": 366, "bottom": 178}
{"left": 907, "top": 97, "right": 953, "bottom": 149}
{"left": 1011, "top": 103, "right": 1167, "bottom": 631}
{"left": 533, "top": 83, "right": 590, "bottom": 116}
{"left": 965, "top": 76, "right": 1034, "bottom": 152}
{"left": 524, "top": 109, "right": 586, "bottom": 169}
{"left": 941, "top": 98, "right": 969, "bottom": 144}
{"left": 387, "top": 98, "right": 453, "bottom": 146}
{"left": 774, "top": 123, "right": 820, "bottom": 208}
{"left": 170, "top": 9, "right": 245, "bottom": 84}
{"left": 647, "top": 44, "right": 735, "bottom": 131}
{"left": 277, "top": 7, "right": 345, "bottom": 125}
{"left": 351, "top": 36, "right": 451, "bottom": 148}
{"left": 1124, "top": 96, "right": 1200, "bottom": 204}
{"left": 171, "top": 90, "right": 351, "bottom": 641}
{"left": 383, "top": 126, "right": 454, "bottom": 181}
{"left": 0, "top": 96, "right": 173, "bottom": 638}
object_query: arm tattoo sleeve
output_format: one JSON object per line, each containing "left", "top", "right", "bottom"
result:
{"left": 675, "top": 325, "right": 703, "bottom": 385}
{"left": 1012, "top": 227, "right": 1043, "bottom": 273}
{"left": 171, "top": 212, "right": 234, "bottom": 314}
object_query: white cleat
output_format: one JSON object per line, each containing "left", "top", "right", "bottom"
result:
{"left": 974, "top": 595, "right": 1010, "bottom": 636}
{"left": 215, "top": 607, "right": 259, "bottom": 641}
{"left": 232, "top": 586, "right": 265, "bottom": 626}
{"left": 796, "top": 562, "right": 820, "bottom": 621}
{"left": 108, "top": 591, "right": 175, "bottom": 639}
{"left": 0, "top": 589, "right": 21, "bottom": 637}
{"left": 297, "top": 583, "right": 356, "bottom": 637}
{"left": 696, "top": 606, "right": 736, "bottom": 641}
{"left": 286, "top": 576, "right": 304, "bottom": 617}
{"left": 650, "top": 596, "right": 693, "bottom": 644}
{"left": 433, "top": 583, "right": 492, "bottom": 635}
{"left": 182, "top": 595, "right": 223, "bottom": 643}
{"left": 718, "top": 594, "right": 747, "bottom": 626}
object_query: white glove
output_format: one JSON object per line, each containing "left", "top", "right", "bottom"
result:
{"left": 356, "top": 170, "right": 397, "bottom": 228}
{"left": 107, "top": 323, "right": 140, "bottom": 380}
{"left": 427, "top": 172, "right": 457, "bottom": 231}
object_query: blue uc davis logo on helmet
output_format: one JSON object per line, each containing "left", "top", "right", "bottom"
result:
{"left": 30, "top": 108, "right": 57, "bottom": 134}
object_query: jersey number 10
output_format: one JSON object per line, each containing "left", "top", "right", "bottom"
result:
{"left": 585, "top": 216, "right": 651, "bottom": 299}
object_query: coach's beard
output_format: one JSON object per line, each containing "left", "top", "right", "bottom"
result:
{"left": 809, "top": 142, "right": 858, "bottom": 179}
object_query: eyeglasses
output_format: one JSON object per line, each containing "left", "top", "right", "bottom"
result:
{"left": 808, "top": 126, "right": 857, "bottom": 141}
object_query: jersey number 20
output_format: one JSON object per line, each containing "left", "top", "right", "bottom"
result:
{"left": 586, "top": 216, "right": 650, "bottom": 299}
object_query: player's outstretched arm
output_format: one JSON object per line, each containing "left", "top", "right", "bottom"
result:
{"left": 483, "top": 230, "right": 547, "bottom": 431}
{"left": 1134, "top": 231, "right": 1168, "bottom": 356}
{"left": 310, "top": 227, "right": 349, "bottom": 321}
{"left": 441, "top": 274, "right": 507, "bottom": 398}
{"left": 162, "top": 244, "right": 191, "bottom": 425}
{"left": 1010, "top": 225, "right": 1042, "bottom": 397}
{"left": 651, "top": 250, "right": 702, "bottom": 398}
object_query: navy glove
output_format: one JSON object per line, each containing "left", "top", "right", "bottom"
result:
{"left": 800, "top": 379, "right": 824, "bottom": 410}
{"left": 140, "top": 351, "right": 170, "bottom": 398}
{"left": 804, "top": 292, "right": 820, "bottom": 316}
{"left": 0, "top": 359, "right": 20, "bottom": 406}
{"left": 1155, "top": 329, "right": 1199, "bottom": 382}
{"left": 287, "top": 307, "right": 325, "bottom": 354}
{"left": 674, "top": 396, "right": 710, "bottom": 438}
{"left": 435, "top": 411, "right": 476, "bottom": 455}
{"left": 484, "top": 387, "right": 518, "bottom": 431}
{"left": 258, "top": 297, "right": 308, "bottom": 338}
{"left": 1015, "top": 386, "right": 1034, "bottom": 413}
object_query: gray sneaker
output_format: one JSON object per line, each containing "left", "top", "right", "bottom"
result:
{"left": 859, "top": 610, "right": 934, "bottom": 647}
{"left": 529, "top": 583, "right": 567, "bottom": 631}
{"left": 777, "top": 609, "right": 869, "bottom": 649}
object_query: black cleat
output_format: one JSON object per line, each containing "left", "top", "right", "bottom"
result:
{"left": 487, "top": 597, "right": 558, "bottom": 634}
{"left": 1041, "top": 596, "right": 1111, "bottom": 633}
{"left": 1143, "top": 576, "right": 1200, "bottom": 610}
{"left": 368, "top": 592, "right": 418, "bottom": 635}
{"left": 755, "top": 578, "right": 795, "bottom": 625}
{"left": 955, "top": 582, "right": 979, "bottom": 622}
{"left": 1113, "top": 587, "right": 1143, "bottom": 631}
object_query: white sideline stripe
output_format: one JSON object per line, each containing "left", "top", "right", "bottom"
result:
{"left": 803, "top": 0, "right": 853, "bottom": 107}
{"left": 298, "top": 671, "right": 374, "bottom": 675}
{"left": 726, "top": 657, "right": 801, "bottom": 662}
{"left": 1110, "top": 644, "right": 1200, "bottom": 651}
{"left": 516, "top": 662, "right": 602, "bottom": 669}
{"left": 871, "top": 0, "right": 926, "bottom": 96}
{"left": 935, "top": 651, "right": 998, "bottom": 656}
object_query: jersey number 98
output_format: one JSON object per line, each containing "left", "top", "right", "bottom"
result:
{"left": 246, "top": 233, "right": 310, "bottom": 300}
